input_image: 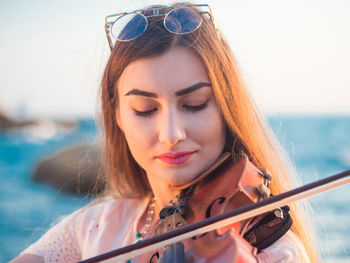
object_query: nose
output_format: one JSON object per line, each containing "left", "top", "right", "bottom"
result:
{"left": 158, "top": 106, "right": 186, "bottom": 148}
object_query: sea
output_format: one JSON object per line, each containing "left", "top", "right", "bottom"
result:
{"left": 1, "top": 115, "right": 349, "bottom": 263}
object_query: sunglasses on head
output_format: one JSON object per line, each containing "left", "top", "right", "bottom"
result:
{"left": 104, "top": 4, "right": 214, "bottom": 50}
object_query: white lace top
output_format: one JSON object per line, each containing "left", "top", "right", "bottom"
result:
{"left": 21, "top": 196, "right": 311, "bottom": 263}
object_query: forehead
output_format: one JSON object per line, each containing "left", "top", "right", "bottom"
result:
{"left": 117, "top": 47, "right": 209, "bottom": 94}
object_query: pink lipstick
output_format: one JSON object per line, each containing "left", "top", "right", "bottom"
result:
{"left": 156, "top": 151, "right": 196, "bottom": 165}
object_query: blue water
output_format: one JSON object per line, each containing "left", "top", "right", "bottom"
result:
{"left": 1, "top": 115, "right": 350, "bottom": 262}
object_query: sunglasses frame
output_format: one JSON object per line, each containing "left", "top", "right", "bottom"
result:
{"left": 104, "top": 4, "right": 216, "bottom": 51}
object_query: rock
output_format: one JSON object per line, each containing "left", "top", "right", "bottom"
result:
{"left": 32, "top": 143, "right": 105, "bottom": 195}
{"left": 0, "top": 110, "right": 35, "bottom": 131}
{"left": 0, "top": 110, "right": 77, "bottom": 134}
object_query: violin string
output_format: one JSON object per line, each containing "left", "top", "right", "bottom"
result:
{"left": 172, "top": 202, "right": 176, "bottom": 231}
{"left": 239, "top": 172, "right": 271, "bottom": 236}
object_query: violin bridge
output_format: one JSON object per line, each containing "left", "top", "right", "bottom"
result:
{"left": 154, "top": 213, "right": 187, "bottom": 236}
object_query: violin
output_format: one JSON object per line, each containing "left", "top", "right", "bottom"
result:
{"left": 133, "top": 153, "right": 276, "bottom": 263}
{"left": 78, "top": 156, "right": 350, "bottom": 263}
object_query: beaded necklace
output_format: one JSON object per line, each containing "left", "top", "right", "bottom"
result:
{"left": 135, "top": 196, "right": 156, "bottom": 242}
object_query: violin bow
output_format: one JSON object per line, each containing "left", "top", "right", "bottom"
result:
{"left": 78, "top": 169, "right": 350, "bottom": 263}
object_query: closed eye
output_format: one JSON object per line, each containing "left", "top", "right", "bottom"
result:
{"left": 133, "top": 108, "right": 157, "bottom": 117}
{"left": 133, "top": 100, "right": 209, "bottom": 117}
{"left": 183, "top": 101, "right": 209, "bottom": 112}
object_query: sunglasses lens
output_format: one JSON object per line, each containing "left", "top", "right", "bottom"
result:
{"left": 164, "top": 7, "right": 202, "bottom": 34}
{"left": 111, "top": 13, "right": 148, "bottom": 41}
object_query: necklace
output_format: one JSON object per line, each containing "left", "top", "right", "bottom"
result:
{"left": 136, "top": 196, "right": 156, "bottom": 242}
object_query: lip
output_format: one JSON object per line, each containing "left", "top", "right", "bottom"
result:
{"left": 156, "top": 151, "right": 196, "bottom": 165}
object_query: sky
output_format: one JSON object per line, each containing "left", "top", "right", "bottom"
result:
{"left": 0, "top": 0, "right": 349, "bottom": 119}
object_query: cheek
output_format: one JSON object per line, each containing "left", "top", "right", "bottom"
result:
{"left": 119, "top": 112, "right": 156, "bottom": 157}
{"left": 187, "top": 107, "right": 226, "bottom": 145}
{"left": 204, "top": 119, "right": 226, "bottom": 150}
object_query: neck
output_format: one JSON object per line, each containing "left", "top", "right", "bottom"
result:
{"left": 147, "top": 177, "right": 181, "bottom": 218}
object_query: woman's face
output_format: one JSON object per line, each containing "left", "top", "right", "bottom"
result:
{"left": 117, "top": 47, "right": 226, "bottom": 187}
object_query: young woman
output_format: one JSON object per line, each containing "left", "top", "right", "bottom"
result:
{"left": 12, "top": 3, "right": 318, "bottom": 263}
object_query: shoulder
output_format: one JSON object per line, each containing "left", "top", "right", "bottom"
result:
{"left": 43, "top": 195, "right": 149, "bottom": 239}
{"left": 20, "top": 196, "right": 149, "bottom": 262}
{"left": 74, "top": 195, "right": 149, "bottom": 227}
{"left": 256, "top": 231, "right": 311, "bottom": 263}
{"left": 49, "top": 195, "right": 146, "bottom": 227}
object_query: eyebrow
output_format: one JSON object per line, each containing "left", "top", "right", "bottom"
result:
{"left": 124, "top": 82, "right": 211, "bottom": 98}
{"left": 175, "top": 82, "right": 211, "bottom": 96}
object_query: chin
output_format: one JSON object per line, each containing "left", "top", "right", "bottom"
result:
{"left": 165, "top": 167, "right": 201, "bottom": 186}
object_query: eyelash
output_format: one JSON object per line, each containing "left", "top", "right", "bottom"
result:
{"left": 133, "top": 101, "right": 209, "bottom": 117}
{"left": 134, "top": 108, "right": 157, "bottom": 117}
{"left": 183, "top": 101, "right": 209, "bottom": 112}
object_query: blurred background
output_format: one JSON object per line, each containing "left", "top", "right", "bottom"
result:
{"left": 0, "top": 0, "right": 349, "bottom": 262}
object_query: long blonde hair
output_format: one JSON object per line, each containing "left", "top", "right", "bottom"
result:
{"left": 100, "top": 3, "right": 318, "bottom": 261}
